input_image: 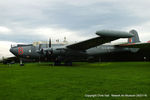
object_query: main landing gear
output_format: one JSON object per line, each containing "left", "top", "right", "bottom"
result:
{"left": 54, "top": 57, "right": 72, "bottom": 66}
{"left": 64, "top": 61, "right": 72, "bottom": 66}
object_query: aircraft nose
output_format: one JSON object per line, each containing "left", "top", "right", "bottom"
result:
{"left": 9, "top": 48, "right": 13, "bottom": 53}
{"left": 10, "top": 48, "right": 18, "bottom": 56}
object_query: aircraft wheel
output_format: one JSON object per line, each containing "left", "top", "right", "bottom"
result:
{"left": 54, "top": 59, "right": 61, "bottom": 66}
{"left": 54, "top": 61, "right": 61, "bottom": 66}
{"left": 20, "top": 64, "right": 24, "bottom": 66}
{"left": 54, "top": 56, "right": 62, "bottom": 66}
{"left": 64, "top": 61, "right": 72, "bottom": 66}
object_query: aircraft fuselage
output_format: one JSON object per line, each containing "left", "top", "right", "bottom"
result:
{"left": 10, "top": 44, "right": 132, "bottom": 61}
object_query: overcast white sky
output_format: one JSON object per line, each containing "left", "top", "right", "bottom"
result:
{"left": 0, "top": 0, "right": 150, "bottom": 58}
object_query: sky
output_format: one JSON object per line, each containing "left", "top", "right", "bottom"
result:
{"left": 0, "top": 0, "right": 150, "bottom": 58}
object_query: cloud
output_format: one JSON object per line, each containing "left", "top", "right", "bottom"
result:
{"left": 0, "top": 26, "right": 12, "bottom": 34}
{"left": 121, "top": 0, "right": 150, "bottom": 18}
{"left": 33, "top": 27, "right": 90, "bottom": 42}
{"left": 0, "top": 0, "right": 150, "bottom": 57}
{"left": 1, "top": 0, "right": 149, "bottom": 42}
{"left": 0, "top": 41, "right": 15, "bottom": 58}
{"left": 0, "top": 26, "right": 93, "bottom": 43}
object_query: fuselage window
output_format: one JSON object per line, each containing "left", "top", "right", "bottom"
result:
{"left": 29, "top": 50, "right": 31, "bottom": 53}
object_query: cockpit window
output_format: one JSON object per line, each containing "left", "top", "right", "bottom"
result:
{"left": 11, "top": 44, "right": 32, "bottom": 48}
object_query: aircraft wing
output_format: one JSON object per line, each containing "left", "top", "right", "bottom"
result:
{"left": 67, "top": 37, "right": 119, "bottom": 50}
{"left": 66, "top": 30, "right": 133, "bottom": 50}
{"left": 118, "top": 43, "right": 150, "bottom": 49}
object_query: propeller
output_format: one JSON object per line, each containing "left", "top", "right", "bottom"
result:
{"left": 49, "top": 38, "right": 51, "bottom": 48}
{"left": 36, "top": 44, "right": 43, "bottom": 54}
{"left": 46, "top": 38, "right": 53, "bottom": 56}
{"left": 39, "top": 44, "right": 41, "bottom": 50}
{"left": 37, "top": 38, "right": 53, "bottom": 56}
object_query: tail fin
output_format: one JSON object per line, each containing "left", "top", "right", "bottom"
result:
{"left": 128, "top": 29, "right": 140, "bottom": 43}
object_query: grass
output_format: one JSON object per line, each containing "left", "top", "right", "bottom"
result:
{"left": 0, "top": 62, "right": 150, "bottom": 100}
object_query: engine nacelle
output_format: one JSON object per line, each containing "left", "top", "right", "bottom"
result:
{"left": 51, "top": 48, "right": 66, "bottom": 56}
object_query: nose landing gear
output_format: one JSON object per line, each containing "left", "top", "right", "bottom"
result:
{"left": 20, "top": 58, "right": 24, "bottom": 66}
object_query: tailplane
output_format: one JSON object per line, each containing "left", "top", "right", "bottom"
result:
{"left": 128, "top": 30, "right": 140, "bottom": 43}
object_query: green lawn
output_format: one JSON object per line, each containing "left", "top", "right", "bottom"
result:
{"left": 0, "top": 62, "right": 150, "bottom": 100}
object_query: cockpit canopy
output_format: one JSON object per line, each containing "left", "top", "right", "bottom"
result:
{"left": 11, "top": 44, "right": 33, "bottom": 48}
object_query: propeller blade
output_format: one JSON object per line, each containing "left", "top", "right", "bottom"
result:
{"left": 39, "top": 44, "right": 41, "bottom": 50}
{"left": 49, "top": 38, "right": 51, "bottom": 48}
{"left": 41, "top": 49, "right": 44, "bottom": 54}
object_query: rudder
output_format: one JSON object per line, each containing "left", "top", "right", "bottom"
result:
{"left": 128, "top": 30, "right": 140, "bottom": 43}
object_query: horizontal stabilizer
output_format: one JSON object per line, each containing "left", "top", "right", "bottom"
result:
{"left": 96, "top": 30, "right": 134, "bottom": 38}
